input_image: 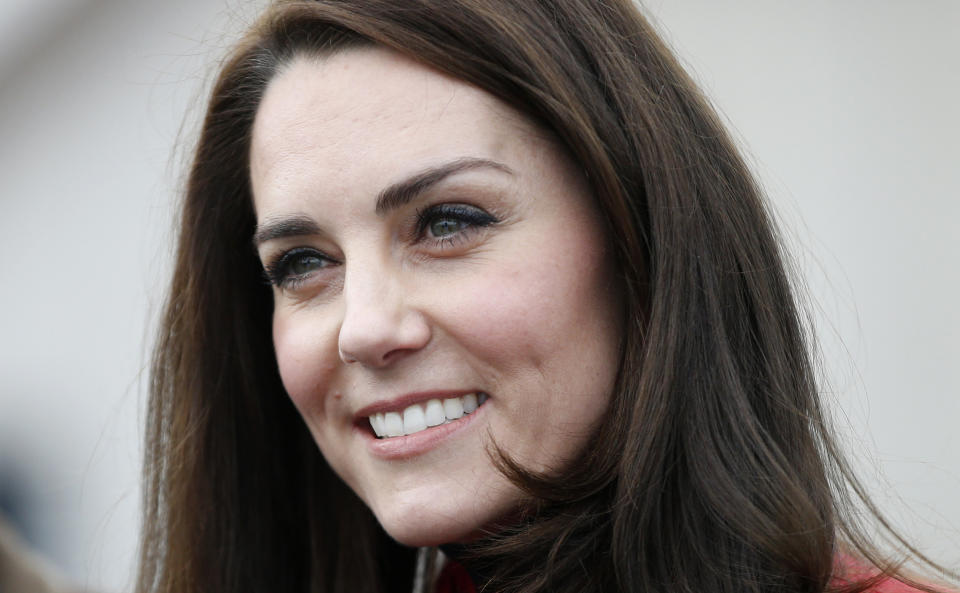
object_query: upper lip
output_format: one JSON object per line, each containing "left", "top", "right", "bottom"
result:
{"left": 354, "top": 389, "right": 480, "bottom": 419}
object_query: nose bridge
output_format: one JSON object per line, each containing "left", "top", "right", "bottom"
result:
{"left": 337, "top": 253, "right": 428, "bottom": 367}
{"left": 343, "top": 254, "right": 392, "bottom": 312}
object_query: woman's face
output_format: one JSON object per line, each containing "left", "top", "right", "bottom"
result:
{"left": 250, "top": 47, "right": 621, "bottom": 546}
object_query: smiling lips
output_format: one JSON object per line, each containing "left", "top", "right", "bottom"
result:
{"left": 368, "top": 392, "right": 489, "bottom": 438}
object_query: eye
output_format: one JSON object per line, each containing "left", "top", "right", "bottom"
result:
{"left": 416, "top": 203, "right": 498, "bottom": 244}
{"left": 263, "top": 247, "right": 336, "bottom": 289}
{"left": 429, "top": 217, "right": 469, "bottom": 238}
{"left": 288, "top": 252, "right": 325, "bottom": 275}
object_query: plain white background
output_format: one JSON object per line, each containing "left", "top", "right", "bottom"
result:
{"left": 0, "top": 1, "right": 956, "bottom": 591}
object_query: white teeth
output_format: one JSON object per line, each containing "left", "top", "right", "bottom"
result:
{"left": 443, "top": 397, "right": 464, "bottom": 420}
{"left": 402, "top": 404, "right": 427, "bottom": 435}
{"left": 383, "top": 412, "right": 404, "bottom": 437}
{"left": 368, "top": 393, "right": 488, "bottom": 439}
{"left": 371, "top": 413, "right": 385, "bottom": 437}
{"left": 424, "top": 399, "right": 445, "bottom": 427}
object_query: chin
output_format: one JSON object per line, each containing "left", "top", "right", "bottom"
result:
{"left": 368, "top": 485, "right": 517, "bottom": 547}
{"left": 374, "top": 510, "right": 478, "bottom": 548}
{"left": 380, "top": 520, "right": 470, "bottom": 548}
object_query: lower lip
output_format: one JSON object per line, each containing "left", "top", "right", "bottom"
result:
{"left": 359, "top": 402, "right": 487, "bottom": 460}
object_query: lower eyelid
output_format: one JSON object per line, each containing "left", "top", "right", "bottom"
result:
{"left": 263, "top": 249, "right": 336, "bottom": 287}
{"left": 420, "top": 224, "right": 493, "bottom": 254}
{"left": 275, "top": 270, "right": 339, "bottom": 297}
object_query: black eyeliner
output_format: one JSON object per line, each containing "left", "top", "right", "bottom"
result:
{"left": 414, "top": 203, "right": 498, "bottom": 236}
{"left": 262, "top": 247, "right": 336, "bottom": 288}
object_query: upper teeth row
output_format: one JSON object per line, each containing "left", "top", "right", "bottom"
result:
{"left": 369, "top": 393, "right": 488, "bottom": 438}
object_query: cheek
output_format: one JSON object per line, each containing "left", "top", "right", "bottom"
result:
{"left": 272, "top": 309, "right": 366, "bottom": 495}
{"left": 272, "top": 309, "right": 339, "bottom": 415}
{"left": 464, "top": 224, "right": 620, "bottom": 460}
{"left": 451, "top": 231, "right": 617, "bottom": 361}
{"left": 433, "top": 224, "right": 620, "bottom": 408}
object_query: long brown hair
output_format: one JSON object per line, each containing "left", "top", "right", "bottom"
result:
{"left": 140, "top": 2, "right": 955, "bottom": 592}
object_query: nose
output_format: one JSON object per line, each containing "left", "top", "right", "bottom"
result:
{"left": 337, "top": 263, "right": 431, "bottom": 368}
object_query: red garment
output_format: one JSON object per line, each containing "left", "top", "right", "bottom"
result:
{"left": 835, "top": 576, "right": 937, "bottom": 593}
{"left": 831, "top": 553, "right": 951, "bottom": 593}
{"left": 434, "top": 559, "right": 476, "bottom": 593}
{"left": 433, "top": 554, "right": 948, "bottom": 593}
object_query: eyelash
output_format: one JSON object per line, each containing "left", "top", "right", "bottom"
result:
{"left": 262, "top": 246, "right": 337, "bottom": 290}
{"left": 414, "top": 203, "right": 498, "bottom": 246}
{"left": 262, "top": 203, "right": 498, "bottom": 290}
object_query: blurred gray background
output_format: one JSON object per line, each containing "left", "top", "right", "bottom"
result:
{"left": 0, "top": 0, "right": 957, "bottom": 591}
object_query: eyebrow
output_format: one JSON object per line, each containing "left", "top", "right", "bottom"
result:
{"left": 253, "top": 215, "right": 321, "bottom": 247}
{"left": 375, "top": 157, "right": 514, "bottom": 215}
{"left": 253, "top": 157, "right": 513, "bottom": 247}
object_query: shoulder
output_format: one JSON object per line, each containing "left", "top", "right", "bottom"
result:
{"left": 858, "top": 577, "right": 953, "bottom": 593}
{"left": 833, "top": 553, "right": 954, "bottom": 593}
{"left": 863, "top": 578, "right": 935, "bottom": 593}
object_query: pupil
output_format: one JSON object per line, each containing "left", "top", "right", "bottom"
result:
{"left": 291, "top": 255, "right": 321, "bottom": 275}
{"left": 431, "top": 218, "right": 463, "bottom": 237}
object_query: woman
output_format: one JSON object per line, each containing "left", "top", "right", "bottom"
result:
{"left": 140, "top": 1, "right": 956, "bottom": 592}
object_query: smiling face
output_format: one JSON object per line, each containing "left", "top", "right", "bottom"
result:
{"left": 250, "top": 47, "right": 621, "bottom": 546}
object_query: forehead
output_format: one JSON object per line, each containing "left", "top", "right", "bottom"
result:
{"left": 249, "top": 47, "right": 539, "bottom": 209}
